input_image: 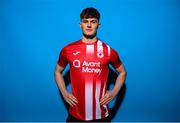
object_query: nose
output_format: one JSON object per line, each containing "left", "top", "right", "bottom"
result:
{"left": 87, "top": 22, "right": 92, "bottom": 28}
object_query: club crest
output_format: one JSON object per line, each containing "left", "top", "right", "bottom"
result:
{"left": 97, "top": 51, "right": 104, "bottom": 58}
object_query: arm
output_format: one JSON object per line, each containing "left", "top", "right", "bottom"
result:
{"left": 54, "top": 64, "right": 78, "bottom": 106}
{"left": 100, "top": 64, "right": 127, "bottom": 105}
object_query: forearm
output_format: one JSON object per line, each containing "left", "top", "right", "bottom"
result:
{"left": 55, "top": 71, "right": 67, "bottom": 96}
{"left": 112, "top": 71, "right": 126, "bottom": 95}
{"left": 55, "top": 69, "right": 78, "bottom": 106}
{"left": 100, "top": 70, "right": 126, "bottom": 105}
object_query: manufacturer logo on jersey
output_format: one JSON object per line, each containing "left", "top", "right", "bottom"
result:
{"left": 72, "top": 60, "right": 102, "bottom": 73}
{"left": 73, "top": 51, "right": 80, "bottom": 55}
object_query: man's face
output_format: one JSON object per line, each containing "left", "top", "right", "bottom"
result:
{"left": 80, "top": 18, "right": 99, "bottom": 37}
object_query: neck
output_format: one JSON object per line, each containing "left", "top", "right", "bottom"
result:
{"left": 82, "top": 36, "right": 98, "bottom": 44}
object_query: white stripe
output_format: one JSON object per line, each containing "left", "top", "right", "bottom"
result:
{"left": 102, "top": 83, "right": 106, "bottom": 96}
{"left": 86, "top": 45, "right": 94, "bottom": 55}
{"left": 95, "top": 83, "right": 101, "bottom": 119}
{"left": 107, "top": 45, "right": 111, "bottom": 57}
{"left": 85, "top": 83, "right": 93, "bottom": 120}
{"left": 97, "top": 40, "right": 102, "bottom": 46}
{"left": 103, "top": 105, "right": 109, "bottom": 117}
{"left": 102, "top": 83, "right": 109, "bottom": 117}
{"left": 97, "top": 40, "right": 103, "bottom": 52}
{"left": 97, "top": 40, "right": 104, "bottom": 58}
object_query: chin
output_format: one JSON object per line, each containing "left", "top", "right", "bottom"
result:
{"left": 87, "top": 34, "right": 94, "bottom": 37}
{"left": 85, "top": 33, "right": 95, "bottom": 36}
{"left": 83, "top": 31, "right": 97, "bottom": 39}
{"left": 83, "top": 33, "right": 96, "bottom": 39}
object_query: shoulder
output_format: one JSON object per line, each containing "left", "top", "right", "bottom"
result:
{"left": 98, "top": 39, "right": 114, "bottom": 50}
{"left": 98, "top": 39, "right": 109, "bottom": 47}
{"left": 67, "top": 39, "right": 82, "bottom": 47}
{"left": 62, "top": 39, "right": 82, "bottom": 51}
{"left": 98, "top": 39, "right": 119, "bottom": 55}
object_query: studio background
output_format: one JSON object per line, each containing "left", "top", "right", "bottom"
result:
{"left": 0, "top": 0, "right": 179, "bottom": 121}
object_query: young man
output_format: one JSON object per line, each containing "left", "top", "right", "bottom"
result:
{"left": 55, "top": 7, "right": 126, "bottom": 122}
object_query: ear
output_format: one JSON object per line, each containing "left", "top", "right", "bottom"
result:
{"left": 79, "top": 22, "right": 82, "bottom": 28}
{"left": 97, "top": 23, "right": 101, "bottom": 29}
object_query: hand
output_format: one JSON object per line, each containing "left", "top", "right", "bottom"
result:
{"left": 100, "top": 91, "right": 116, "bottom": 105}
{"left": 62, "top": 92, "right": 78, "bottom": 107}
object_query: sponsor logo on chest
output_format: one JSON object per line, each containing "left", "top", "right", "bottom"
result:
{"left": 73, "top": 60, "right": 102, "bottom": 74}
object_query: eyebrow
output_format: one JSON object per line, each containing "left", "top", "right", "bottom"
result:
{"left": 82, "top": 19, "right": 98, "bottom": 22}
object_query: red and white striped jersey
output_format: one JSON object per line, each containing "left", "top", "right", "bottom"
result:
{"left": 57, "top": 39, "right": 122, "bottom": 121}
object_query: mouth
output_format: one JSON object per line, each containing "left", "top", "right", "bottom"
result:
{"left": 86, "top": 29, "right": 93, "bottom": 32}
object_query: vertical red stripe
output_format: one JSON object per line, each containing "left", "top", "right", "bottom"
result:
{"left": 82, "top": 75, "right": 86, "bottom": 119}
{"left": 99, "top": 79, "right": 104, "bottom": 118}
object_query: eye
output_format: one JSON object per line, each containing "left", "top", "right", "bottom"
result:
{"left": 82, "top": 20, "right": 88, "bottom": 23}
{"left": 91, "top": 20, "right": 98, "bottom": 23}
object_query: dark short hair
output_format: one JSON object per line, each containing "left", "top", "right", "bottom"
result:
{"left": 80, "top": 7, "right": 100, "bottom": 21}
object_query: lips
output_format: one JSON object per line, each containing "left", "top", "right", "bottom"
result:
{"left": 86, "top": 29, "right": 93, "bottom": 32}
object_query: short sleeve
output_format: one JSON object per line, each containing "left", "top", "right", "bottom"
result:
{"left": 110, "top": 48, "right": 122, "bottom": 69}
{"left": 57, "top": 47, "right": 68, "bottom": 68}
